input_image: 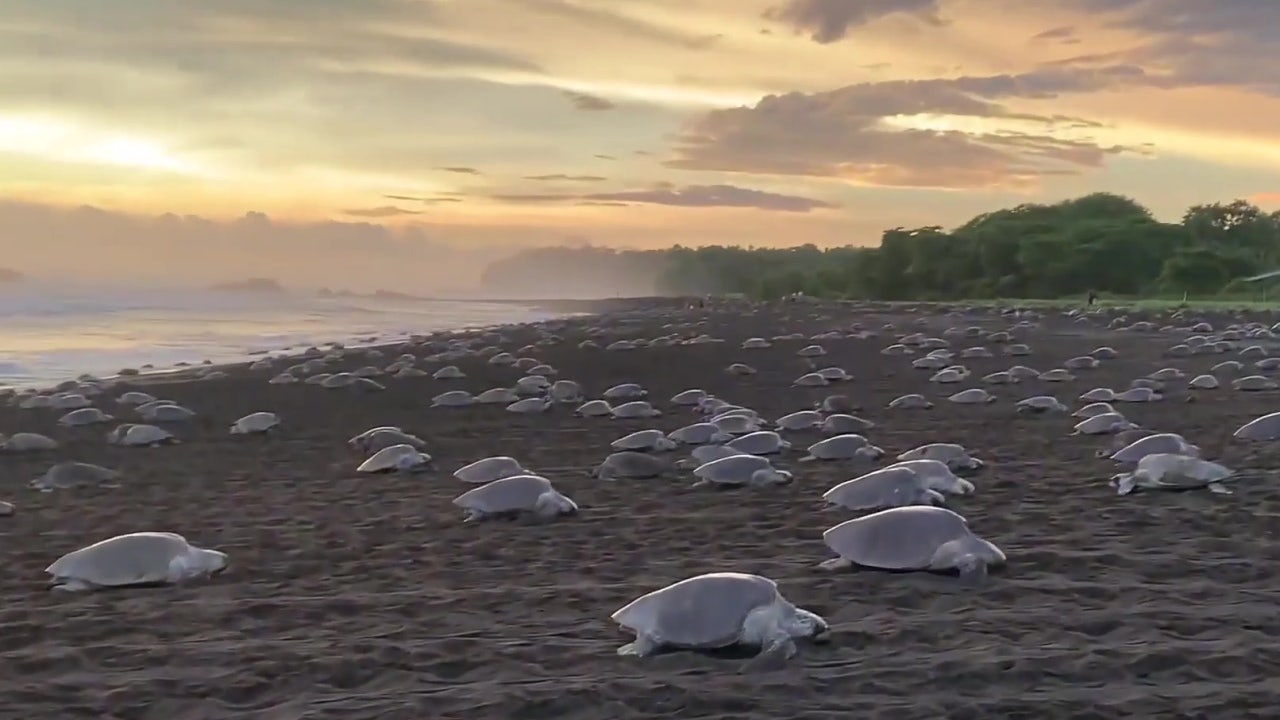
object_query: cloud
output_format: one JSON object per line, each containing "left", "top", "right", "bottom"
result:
{"left": 0, "top": 200, "right": 502, "bottom": 293}
{"left": 1052, "top": 0, "right": 1280, "bottom": 97}
{"left": 565, "top": 91, "right": 616, "bottom": 111}
{"left": 492, "top": 183, "right": 838, "bottom": 212}
{"left": 763, "top": 0, "right": 944, "bottom": 43}
{"left": 504, "top": 0, "right": 723, "bottom": 50}
{"left": 440, "top": 167, "right": 482, "bottom": 175}
{"left": 665, "top": 66, "right": 1151, "bottom": 189}
{"left": 343, "top": 206, "right": 422, "bottom": 218}
{"left": 1032, "top": 26, "right": 1078, "bottom": 43}
{"left": 523, "top": 174, "right": 609, "bottom": 182}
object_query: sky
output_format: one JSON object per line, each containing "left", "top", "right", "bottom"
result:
{"left": 5, "top": 0, "right": 1280, "bottom": 290}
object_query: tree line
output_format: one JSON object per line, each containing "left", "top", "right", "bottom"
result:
{"left": 479, "top": 194, "right": 1280, "bottom": 300}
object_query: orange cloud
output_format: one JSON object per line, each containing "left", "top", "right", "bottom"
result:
{"left": 666, "top": 67, "right": 1148, "bottom": 189}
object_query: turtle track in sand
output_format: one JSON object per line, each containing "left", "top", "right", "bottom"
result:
{"left": 4, "top": 302, "right": 1280, "bottom": 717}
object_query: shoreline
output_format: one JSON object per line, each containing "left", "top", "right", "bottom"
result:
{"left": 0, "top": 297, "right": 645, "bottom": 393}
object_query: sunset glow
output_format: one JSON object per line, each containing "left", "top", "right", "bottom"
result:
{"left": 3, "top": 0, "right": 1280, "bottom": 288}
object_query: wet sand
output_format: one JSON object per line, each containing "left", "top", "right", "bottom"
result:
{"left": 5, "top": 299, "right": 1280, "bottom": 718}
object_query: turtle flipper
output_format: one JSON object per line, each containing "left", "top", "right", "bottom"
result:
{"left": 616, "top": 634, "right": 660, "bottom": 657}
{"left": 1207, "top": 482, "right": 1233, "bottom": 495}
{"left": 817, "top": 556, "right": 853, "bottom": 572}
{"left": 51, "top": 578, "right": 94, "bottom": 592}
{"left": 740, "top": 636, "right": 796, "bottom": 674}
{"left": 956, "top": 558, "right": 988, "bottom": 586}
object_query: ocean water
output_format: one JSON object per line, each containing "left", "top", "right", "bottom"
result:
{"left": 0, "top": 284, "right": 562, "bottom": 389}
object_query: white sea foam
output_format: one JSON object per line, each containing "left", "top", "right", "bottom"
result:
{"left": 0, "top": 282, "right": 559, "bottom": 388}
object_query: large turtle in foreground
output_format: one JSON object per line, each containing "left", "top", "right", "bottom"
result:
{"left": 46, "top": 532, "right": 228, "bottom": 592}
{"left": 1111, "top": 452, "right": 1237, "bottom": 495}
{"left": 452, "top": 475, "right": 577, "bottom": 522}
{"left": 610, "top": 572, "right": 829, "bottom": 672}
{"left": 820, "top": 506, "right": 1005, "bottom": 585}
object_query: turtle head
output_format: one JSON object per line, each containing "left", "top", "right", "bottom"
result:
{"left": 756, "top": 468, "right": 793, "bottom": 485}
{"left": 789, "top": 607, "right": 830, "bottom": 642}
{"left": 1112, "top": 472, "right": 1138, "bottom": 496}
{"left": 194, "top": 548, "right": 230, "bottom": 578}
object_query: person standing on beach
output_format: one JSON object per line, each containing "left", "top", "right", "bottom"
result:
{"left": 1087, "top": 290, "right": 1097, "bottom": 306}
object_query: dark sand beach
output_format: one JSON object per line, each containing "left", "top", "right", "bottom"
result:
{"left": 5, "top": 298, "right": 1280, "bottom": 719}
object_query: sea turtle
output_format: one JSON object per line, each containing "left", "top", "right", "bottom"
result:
{"left": 1233, "top": 375, "right": 1278, "bottom": 391}
{"left": 948, "top": 388, "right": 996, "bottom": 404}
{"left": 506, "top": 397, "right": 551, "bottom": 414}
{"left": 1038, "top": 369, "right": 1074, "bottom": 382}
{"left": 930, "top": 369, "right": 965, "bottom": 384}
{"left": 452, "top": 475, "right": 577, "bottom": 522}
{"left": 1073, "top": 412, "right": 1135, "bottom": 435}
{"left": 667, "top": 423, "right": 732, "bottom": 445}
{"left": 670, "top": 389, "right": 709, "bottom": 406}
{"left": 432, "top": 390, "right": 476, "bottom": 408}
{"left": 107, "top": 423, "right": 176, "bottom": 447}
{"left": 896, "top": 443, "right": 983, "bottom": 473}
{"left": 549, "top": 380, "right": 584, "bottom": 403}
{"left": 611, "top": 401, "right": 661, "bottom": 419}
{"left": 45, "top": 531, "right": 228, "bottom": 592}
{"left": 1073, "top": 401, "right": 1116, "bottom": 418}
{"left": 453, "top": 456, "right": 529, "bottom": 484}
{"left": 320, "top": 372, "right": 356, "bottom": 389}
{"left": 1109, "top": 433, "right": 1199, "bottom": 464}
{"left": 1015, "top": 396, "right": 1069, "bottom": 414}
{"left": 725, "top": 431, "right": 790, "bottom": 456}
{"left": 1234, "top": 411, "right": 1280, "bottom": 441}
{"left": 711, "top": 414, "right": 761, "bottom": 436}
{"left": 888, "top": 394, "right": 932, "bottom": 410}
{"left": 349, "top": 427, "right": 425, "bottom": 453}
{"left": 476, "top": 387, "right": 520, "bottom": 404}
{"left": 31, "top": 462, "right": 120, "bottom": 492}
{"left": 0, "top": 432, "right": 58, "bottom": 452}
{"left": 611, "top": 573, "right": 828, "bottom": 671}
{"left": 727, "top": 363, "right": 757, "bottom": 376}
{"left": 1111, "top": 453, "right": 1238, "bottom": 495}
{"left": 675, "top": 444, "right": 747, "bottom": 470}
{"left": 433, "top": 365, "right": 466, "bottom": 379}
{"left": 710, "top": 407, "right": 761, "bottom": 423}
{"left": 1188, "top": 374, "right": 1219, "bottom": 390}
{"left": 603, "top": 383, "right": 647, "bottom": 400}
{"left": 575, "top": 400, "right": 613, "bottom": 418}
{"left": 59, "top": 407, "right": 114, "bottom": 427}
{"left": 356, "top": 444, "right": 433, "bottom": 473}
{"left": 691, "top": 454, "right": 792, "bottom": 488}
{"left": 883, "top": 460, "right": 974, "bottom": 495}
{"left": 742, "top": 338, "right": 772, "bottom": 349}
{"left": 612, "top": 429, "right": 678, "bottom": 452}
{"left": 800, "top": 434, "right": 883, "bottom": 462}
{"left": 229, "top": 411, "right": 280, "bottom": 435}
{"left": 819, "top": 506, "right": 1005, "bottom": 584}
{"left": 116, "top": 391, "right": 157, "bottom": 405}
{"left": 820, "top": 414, "right": 874, "bottom": 434}
{"left": 775, "top": 410, "right": 824, "bottom": 431}
{"left": 515, "top": 375, "right": 550, "bottom": 394}
{"left": 141, "top": 404, "right": 196, "bottom": 422}
{"left": 591, "top": 451, "right": 668, "bottom": 480}
{"left": 793, "top": 373, "right": 828, "bottom": 387}
{"left": 822, "top": 466, "right": 945, "bottom": 512}
{"left": 1114, "top": 387, "right": 1161, "bottom": 403}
